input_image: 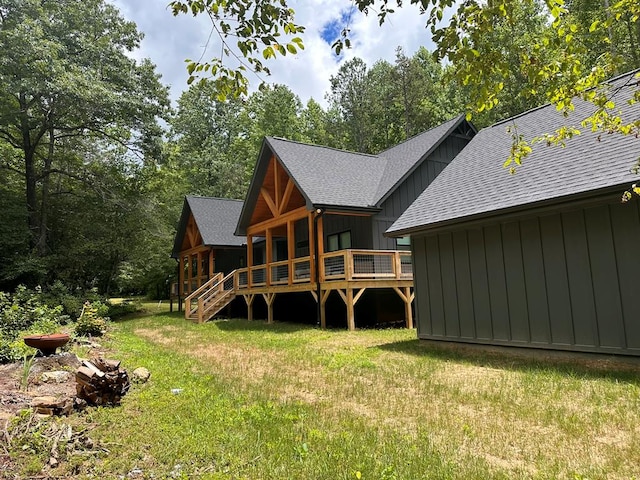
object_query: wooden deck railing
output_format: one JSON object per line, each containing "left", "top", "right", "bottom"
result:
{"left": 184, "top": 273, "right": 222, "bottom": 319}
{"left": 235, "top": 249, "right": 411, "bottom": 289}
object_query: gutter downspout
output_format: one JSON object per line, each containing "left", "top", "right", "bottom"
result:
{"left": 313, "top": 208, "right": 324, "bottom": 327}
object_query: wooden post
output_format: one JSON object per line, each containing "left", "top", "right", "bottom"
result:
{"left": 405, "top": 286, "right": 414, "bottom": 329}
{"left": 394, "top": 251, "right": 402, "bottom": 279}
{"left": 316, "top": 214, "right": 324, "bottom": 281}
{"left": 266, "top": 228, "right": 272, "bottom": 286}
{"left": 196, "top": 251, "right": 202, "bottom": 288}
{"left": 320, "top": 290, "right": 330, "bottom": 329}
{"left": 187, "top": 254, "right": 193, "bottom": 295}
{"left": 346, "top": 288, "right": 355, "bottom": 331}
{"left": 243, "top": 294, "right": 254, "bottom": 321}
{"left": 262, "top": 293, "right": 276, "bottom": 324}
{"left": 247, "top": 235, "right": 253, "bottom": 288}
{"left": 179, "top": 256, "right": 185, "bottom": 297}
{"left": 209, "top": 249, "right": 215, "bottom": 278}
{"left": 308, "top": 213, "right": 315, "bottom": 282}
{"left": 287, "top": 220, "right": 295, "bottom": 285}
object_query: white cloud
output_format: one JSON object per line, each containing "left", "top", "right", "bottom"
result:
{"left": 109, "top": 0, "right": 436, "bottom": 107}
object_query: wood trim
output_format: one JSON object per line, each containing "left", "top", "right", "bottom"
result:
{"left": 280, "top": 179, "right": 295, "bottom": 214}
{"left": 266, "top": 228, "right": 272, "bottom": 286}
{"left": 353, "top": 288, "right": 366, "bottom": 305}
{"left": 247, "top": 206, "right": 309, "bottom": 236}
{"left": 274, "top": 159, "right": 280, "bottom": 211}
{"left": 287, "top": 220, "right": 295, "bottom": 286}
{"left": 260, "top": 187, "right": 279, "bottom": 217}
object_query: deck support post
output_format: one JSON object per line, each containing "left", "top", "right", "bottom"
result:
{"left": 262, "top": 292, "right": 276, "bottom": 324}
{"left": 243, "top": 294, "right": 255, "bottom": 321}
{"left": 320, "top": 290, "right": 330, "bottom": 329}
{"left": 393, "top": 286, "right": 415, "bottom": 329}
{"left": 346, "top": 289, "right": 355, "bottom": 331}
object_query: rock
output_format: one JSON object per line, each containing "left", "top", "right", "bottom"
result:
{"left": 31, "top": 396, "right": 73, "bottom": 416}
{"left": 41, "top": 371, "right": 72, "bottom": 383}
{"left": 131, "top": 367, "right": 150, "bottom": 383}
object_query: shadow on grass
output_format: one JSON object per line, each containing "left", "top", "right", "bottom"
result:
{"left": 378, "top": 339, "right": 640, "bottom": 384}
{"left": 213, "top": 318, "right": 314, "bottom": 333}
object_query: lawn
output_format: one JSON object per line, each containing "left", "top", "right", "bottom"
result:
{"left": 10, "top": 309, "right": 640, "bottom": 479}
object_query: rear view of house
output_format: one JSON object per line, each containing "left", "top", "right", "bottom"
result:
{"left": 173, "top": 116, "right": 476, "bottom": 328}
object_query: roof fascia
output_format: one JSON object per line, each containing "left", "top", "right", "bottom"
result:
{"left": 385, "top": 184, "right": 627, "bottom": 238}
{"left": 170, "top": 197, "right": 193, "bottom": 258}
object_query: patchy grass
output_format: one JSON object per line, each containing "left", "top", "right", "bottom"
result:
{"left": 11, "top": 314, "right": 640, "bottom": 479}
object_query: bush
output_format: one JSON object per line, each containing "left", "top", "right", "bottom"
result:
{"left": 106, "top": 299, "right": 143, "bottom": 319}
{"left": 0, "top": 286, "right": 67, "bottom": 363}
{"left": 74, "top": 302, "right": 108, "bottom": 337}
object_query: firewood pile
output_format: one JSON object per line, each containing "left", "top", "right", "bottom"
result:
{"left": 75, "top": 358, "right": 130, "bottom": 406}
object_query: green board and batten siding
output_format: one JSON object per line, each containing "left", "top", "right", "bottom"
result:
{"left": 412, "top": 196, "right": 640, "bottom": 355}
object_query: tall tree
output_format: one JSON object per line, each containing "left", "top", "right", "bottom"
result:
{"left": 327, "top": 58, "right": 373, "bottom": 153}
{"left": 0, "top": 0, "right": 170, "bottom": 261}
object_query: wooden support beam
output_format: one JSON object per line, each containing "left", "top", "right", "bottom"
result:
{"left": 287, "top": 220, "right": 295, "bottom": 286}
{"left": 266, "top": 228, "right": 272, "bottom": 286}
{"left": 353, "top": 288, "right": 366, "bottom": 305}
{"left": 309, "top": 290, "right": 317, "bottom": 302}
{"left": 308, "top": 212, "right": 316, "bottom": 282}
{"left": 209, "top": 249, "right": 214, "bottom": 278}
{"left": 247, "top": 206, "right": 308, "bottom": 236}
{"left": 320, "top": 290, "right": 331, "bottom": 329}
{"left": 196, "top": 251, "right": 202, "bottom": 288}
{"left": 393, "top": 287, "right": 414, "bottom": 329}
{"left": 346, "top": 288, "right": 355, "bottom": 331}
{"left": 247, "top": 235, "right": 253, "bottom": 288}
{"left": 260, "top": 187, "right": 278, "bottom": 217}
{"left": 280, "top": 178, "right": 295, "bottom": 214}
{"left": 179, "top": 256, "right": 184, "bottom": 296}
{"left": 405, "top": 286, "right": 414, "bottom": 329}
{"left": 243, "top": 294, "right": 255, "bottom": 321}
{"left": 187, "top": 254, "right": 193, "bottom": 295}
{"left": 262, "top": 292, "right": 276, "bottom": 324}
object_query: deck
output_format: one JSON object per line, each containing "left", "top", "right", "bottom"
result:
{"left": 183, "top": 249, "right": 415, "bottom": 330}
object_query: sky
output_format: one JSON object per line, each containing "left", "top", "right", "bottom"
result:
{"left": 109, "top": 0, "right": 437, "bottom": 107}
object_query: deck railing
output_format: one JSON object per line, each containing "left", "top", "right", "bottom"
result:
{"left": 235, "top": 249, "right": 411, "bottom": 289}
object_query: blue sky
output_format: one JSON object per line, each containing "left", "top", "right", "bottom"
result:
{"left": 109, "top": 0, "right": 437, "bottom": 107}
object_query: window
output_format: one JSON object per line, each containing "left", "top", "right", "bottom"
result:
{"left": 396, "top": 236, "right": 411, "bottom": 251}
{"left": 327, "top": 231, "right": 351, "bottom": 252}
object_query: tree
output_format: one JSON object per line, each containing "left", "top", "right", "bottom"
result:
{"left": 0, "top": 0, "right": 170, "bottom": 264}
{"left": 172, "top": 0, "right": 639, "bottom": 176}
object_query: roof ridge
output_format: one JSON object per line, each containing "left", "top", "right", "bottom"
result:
{"left": 187, "top": 195, "right": 244, "bottom": 202}
{"left": 268, "top": 136, "right": 380, "bottom": 158}
{"left": 377, "top": 114, "right": 464, "bottom": 155}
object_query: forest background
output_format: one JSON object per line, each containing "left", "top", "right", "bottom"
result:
{"left": 1, "top": 0, "right": 638, "bottom": 300}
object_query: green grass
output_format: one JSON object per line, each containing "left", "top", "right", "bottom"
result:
{"left": 14, "top": 311, "right": 640, "bottom": 479}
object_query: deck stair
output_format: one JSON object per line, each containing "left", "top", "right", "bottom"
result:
{"left": 184, "top": 271, "right": 237, "bottom": 322}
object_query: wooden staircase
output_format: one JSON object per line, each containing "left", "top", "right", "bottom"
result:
{"left": 184, "top": 271, "right": 237, "bottom": 323}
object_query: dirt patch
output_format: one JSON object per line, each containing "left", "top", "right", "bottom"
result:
{"left": 0, "top": 353, "right": 81, "bottom": 429}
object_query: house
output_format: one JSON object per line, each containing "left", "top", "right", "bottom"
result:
{"left": 178, "top": 115, "right": 476, "bottom": 328}
{"left": 171, "top": 196, "right": 246, "bottom": 308}
{"left": 387, "top": 71, "right": 640, "bottom": 356}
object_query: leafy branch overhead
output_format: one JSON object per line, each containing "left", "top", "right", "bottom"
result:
{"left": 169, "top": 0, "right": 305, "bottom": 100}
{"left": 171, "top": 0, "right": 640, "bottom": 189}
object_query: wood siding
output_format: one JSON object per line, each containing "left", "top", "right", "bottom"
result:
{"left": 374, "top": 136, "right": 469, "bottom": 250}
{"left": 412, "top": 197, "right": 640, "bottom": 356}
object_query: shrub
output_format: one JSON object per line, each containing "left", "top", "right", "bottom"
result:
{"left": 0, "top": 286, "right": 66, "bottom": 363}
{"left": 74, "top": 302, "right": 108, "bottom": 337}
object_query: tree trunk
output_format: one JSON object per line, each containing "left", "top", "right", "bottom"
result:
{"left": 20, "top": 92, "right": 40, "bottom": 252}
{"left": 36, "top": 128, "right": 55, "bottom": 255}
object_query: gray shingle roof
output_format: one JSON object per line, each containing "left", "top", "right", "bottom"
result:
{"left": 171, "top": 196, "right": 245, "bottom": 258}
{"left": 266, "top": 137, "right": 386, "bottom": 208}
{"left": 388, "top": 71, "right": 640, "bottom": 235}
{"left": 374, "top": 115, "right": 468, "bottom": 203}
{"left": 236, "top": 117, "right": 472, "bottom": 234}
